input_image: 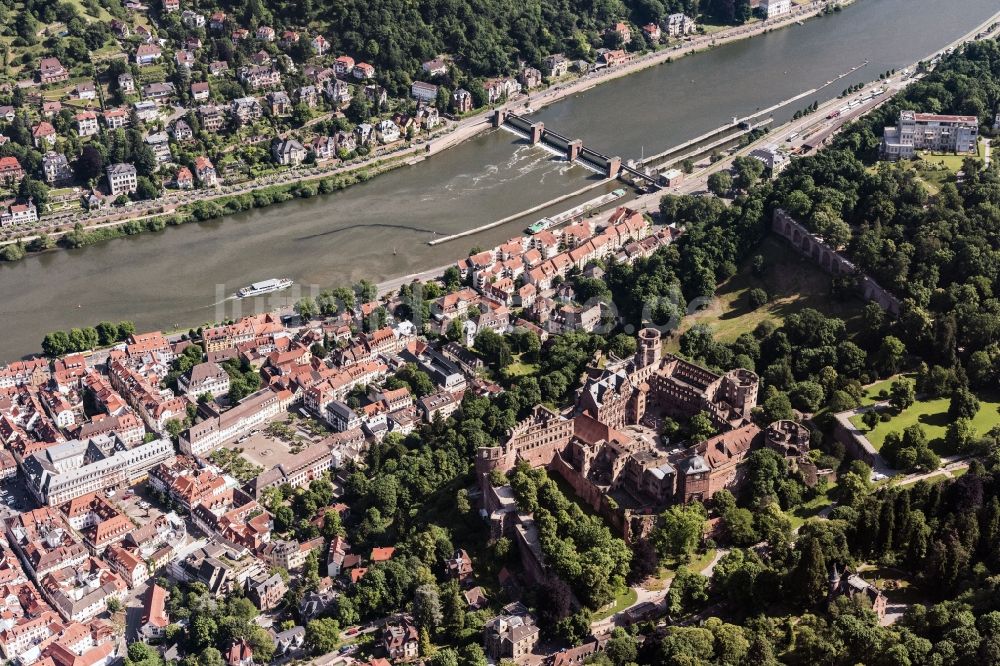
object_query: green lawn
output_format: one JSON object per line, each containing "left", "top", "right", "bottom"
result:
{"left": 858, "top": 375, "right": 915, "bottom": 407}
{"left": 591, "top": 586, "right": 639, "bottom": 622}
{"left": 502, "top": 354, "right": 539, "bottom": 379}
{"left": 669, "top": 236, "right": 865, "bottom": 350}
{"left": 789, "top": 484, "right": 837, "bottom": 530}
{"left": 646, "top": 548, "right": 718, "bottom": 590}
{"left": 917, "top": 137, "right": 984, "bottom": 172}
{"left": 851, "top": 391, "right": 1000, "bottom": 451}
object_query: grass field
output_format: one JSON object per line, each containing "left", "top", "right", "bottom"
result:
{"left": 668, "top": 236, "right": 865, "bottom": 350}
{"left": 858, "top": 375, "right": 915, "bottom": 407}
{"left": 645, "top": 548, "right": 718, "bottom": 590}
{"left": 917, "top": 137, "right": 984, "bottom": 172}
{"left": 789, "top": 484, "right": 837, "bottom": 530}
{"left": 501, "top": 354, "right": 539, "bottom": 379}
{"left": 591, "top": 586, "right": 639, "bottom": 621}
{"left": 851, "top": 390, "right": 1000, "bottom": 451}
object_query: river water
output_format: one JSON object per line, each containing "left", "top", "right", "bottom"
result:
{"left": 0, "top": 0, "right": 996, "bottom": 360}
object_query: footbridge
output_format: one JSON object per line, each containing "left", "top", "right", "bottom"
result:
{"left": 495, "top": 110, "right": 660, "bottom": 189}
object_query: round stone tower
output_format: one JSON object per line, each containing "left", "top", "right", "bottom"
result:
{"left": 636, "top": 328, "right": 662, "bottom": 369}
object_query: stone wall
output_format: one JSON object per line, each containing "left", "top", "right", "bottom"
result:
{"left": 772, "top": 209, "right": 900, "bottom": 315}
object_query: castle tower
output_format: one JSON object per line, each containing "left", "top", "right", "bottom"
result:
{"left": 636, "top": 328, "right": 662, "bottom": 369}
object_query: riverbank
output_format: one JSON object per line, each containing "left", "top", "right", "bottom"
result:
{"left": 0, "top": 0, "right": 848, "bottom": 258}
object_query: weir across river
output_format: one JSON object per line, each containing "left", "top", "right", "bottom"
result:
{"left": 494, "top": 109, "right": 659, "bottom": 187}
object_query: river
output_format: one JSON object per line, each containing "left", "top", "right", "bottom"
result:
{"left": 0, "top": 0, "right": 996, "bottom": 361}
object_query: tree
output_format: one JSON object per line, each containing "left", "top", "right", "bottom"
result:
{"left": 457, "top": 643, "right": 487, "bottom": 666}
{"left": 666, "top": 567, "right": 709, "bottom": 617}
{"left": 889, "top": 379, "right": 915, "bottom": 411}
{"left": 948, "top": 388, "right": 980, "bottom": 421}
{"left": 295, "top": 297, "right": 318, "bottom": 319}
{"left": 732, "top": 155, "right": 765, "bottom": 190}
{"left": 19, "top": 177, "right": 49, "bottom": 208}
{"left": 687, "top": 411, "right": 716, "bottom": 443}
{"left": 789, "top": 537, "right": 828, "bottom": 608}
{"left": 74, "top": 145, "right": 105, "bottom": 182}
{"left": 707, "top": 170, "right": 734, "bottom": 197}
{"left": 95, "top": 321, "right": 120, "bottom": 345}
{"left": 757, "top": 390, "right": 793, "bottom": 423}
{"left": 747, "top": 287, "right": 768, "bottom": 309}
{"left": 305, "top": 618, "right": 340, "bottom": 654}
{"left": 605, "top": 627, "right": 638, "bottom": 666}
{"left": 876, "top": 336, "right": 906, "bottom": 377}
{"left": 945, "top": 418, "right": 977, "bottom": 454}
{"left": 652, "top": 503, "right": 705, "bottom": 560}
{"left": 412, "top": 584, "right": 442, "bottom": 631}
{"left": 724, "top": 507, "right": 758, "bottom": 546}
{"left": 861, "top": 409, "right": 880, "bottom": 431}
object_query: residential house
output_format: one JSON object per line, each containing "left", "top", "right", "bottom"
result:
{"left": 135, "top": 44, "right": 162, "bottom": 66}
{"left": 231, "top": 97, "right": 263, "bottom": 124}
{"left": 118, "top": 73, "right": 136, "bottom": 93}
{"left": 411, "top": 81, "right": 438, "bottom": 104}
{"left": 32, "top": 122, "right": 57, "bottom": 148}
{"left": 209, "top": 60, "right": 229, "bottom": 76}
{"left": 103, "top": 108, "right": 129, "bottom": 130}
{"left": 256, "top": 26, "right": 275, "bottom": 41}
{"left": 311, "top": 135, "right": 337, "bottom": 160}
{"left": 199, "top": 105, "right": 226, "bottom": 132}
{"left": 325, "top": 78, "right": 351, "bottom": 106}
{"left": 0, "top": 157, "right": 25, "bottom": 185}
{"left": 106, "top": 163, "right": 138, "bottom": 196}
{"left": 519, "top": 67, "right": 542, "bottom": 90}
{"left": 268, "top": 90, "right": 291, "bottom": 116}
{"left": 484, "top": 606, "right": 539, "bottom": 660}
{"left": 246, "top": 571, "right": 286, "bottom": 611}
{"left": 175, "top": 167, "right": 194, "bottom": 189}
{"left": 422, "top": 58, "right": 448, "bottom": 77}
{"left": 147, "top": 131, "right": 172, "bottom": 163}
{"left": 452, "top": 88, "right": 473, "bottom": 113}
{"left": 311, "top": 35, "right": 328, "bottom": 55}
{"left": 665, "top": 13, "right": 696, "bottom": 36}
{"left": 0, "top": 200, "right": 38, "bottom": 227}
{"left": 175, "top": 49, "right": 195, "bottom": 69}
{"left": 142, "top": 82, "right": 175, "bottom": 103}
{"left": 611, "top": 21, "right": 632, "bottom": 43}
{"left": 297, "top": 85, "right": 319, "bottom": 107}
{"left": 760, "top": 0, "right": 791, "bottom": 18}
{"left": 227, "top": 640, "right": 254, "bottom": 666}
{"left": 643, "top": 23, "right": 662, "bottom": 42}
{"left": 352, "top": 62, "right": 375, "bottom": 80}
{"left": 381, "top": 617, "right": 419, "bottom": 661}
{"left": 376, "top": 119, "right": 400, "bottom": 143}
{"left": 133, "top": 100, "right": 159, "bottom": 122}
{"left": 73, "top": 82, "right": 97, "bottom": 101}
{"left": 39, "top": 57, "right": 69, "bottom": 83}
{"left": 485, "top": 77, "right": 520, "bottom": 103}
{"left": 181, "top": 9, "right": 205, "bottom": 28}
{"left": 172, "top": 119, "right": 194, "bottom": 141}
{"left": 334, "top": 55, "right": 355, "bottom": 76}
{"left": 273, "top": 138, "right": 306, "bottom": 166}
{"left": 239, "top": 66, "right": 281, "bottom": 90}
{"left": 209, "top": 11, "right": 227, "bottom": 31}
{"left": 542, "top": 54, "right": 570, "bottom": 77}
